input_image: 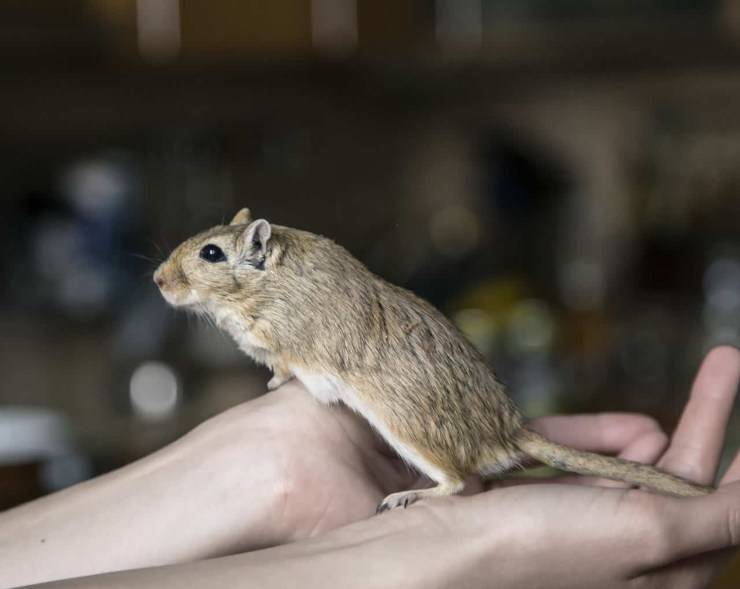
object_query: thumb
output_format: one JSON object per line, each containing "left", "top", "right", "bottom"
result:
{"left": 660, "top": 482, "right": 740, "bottom": 563}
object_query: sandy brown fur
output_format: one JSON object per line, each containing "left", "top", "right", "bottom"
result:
{"left": 154, "top": 208, "right": 711, "bottom": 511}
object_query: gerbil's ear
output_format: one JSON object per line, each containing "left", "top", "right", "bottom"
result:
{"left": 230, "top": 208, "right": 252, "bottom": 226}
{"left": 241, "top": 219, "right": 272, "bottom": 269}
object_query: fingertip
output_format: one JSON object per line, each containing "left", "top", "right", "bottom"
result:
{"left": 684, "top": 344, "right": 740, "bottom": 414}
{"left": 705, "top": 344, "right": 740, "bottom": 364}
{"left": 626, "top": 414, "right": 666, "bottom": 438}
{"left": 598, "top": 413, "right": 665, "bottom": 435}
{"left": 619, "top": 429, "right": 669, "bottom": 464}
{"left": 598, "top": 413, "right": 667, "bottom": 453}
{"left": 697, "top": 346, "right": 740, "bottom": 390}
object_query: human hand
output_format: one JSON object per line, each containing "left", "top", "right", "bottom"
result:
{"left": 0, "top": 368, "right": 661, "bottom": 589}
{"left": 11, "top": 347, "right": 736, "bottom": 589}
{"left": 236, "top": 381, "right": 674, "bottom": 544}
{"left": 45, "top": 346, "right": 739, "bottom": 589}
{"left": 356, "top": 344, "right": 740, "bottom": 589}
{"left": 137, "top": 343, "right": 733, "bottom": 562}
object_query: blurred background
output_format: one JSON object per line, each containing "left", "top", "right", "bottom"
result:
{"left": 0, "top": 0, "right": 739, "bottom": 582}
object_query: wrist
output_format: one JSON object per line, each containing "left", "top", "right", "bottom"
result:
{"left": 174, "top": 396, "right": 292, "bottom": 551}
{"left": 435, "top": 494, "right": 520, "bottom": 589}
{"left": 285, "top": 499, "right": 502, "bottom": 589}
{"left": 0, "top": 397, "right": 291, "bottom": 588}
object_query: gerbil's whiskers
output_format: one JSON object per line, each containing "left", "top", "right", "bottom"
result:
{"left": 136, "top": 270, "right": 156, "bottom": 280}
{"left": 149, "top": 239, "right": 167, "bottom": 260}
{"left": 127, "top": 252, "right": 163, "bottom": 268}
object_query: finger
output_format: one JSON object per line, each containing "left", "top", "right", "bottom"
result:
{"left": 591, "top": 428, "right": 669, "bottom": 489}
{"left": 722, "top": 449, "right": 740, "bottom": 485}
{"left": 659, "top": 346, "right": 740, "bottom": 484}
{"left": 529, "top": 413, "right": 665, "bottom": 454}
{"left": 525, "top": 415, "right": 667, "bottom": 489}
{"left": 618, "top": 429, "right": 669, "bottom": 464}
{"left": 659, "top": 482, "right": 740, "bottom": 563}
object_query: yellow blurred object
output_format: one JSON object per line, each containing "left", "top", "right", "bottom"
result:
{"left": 83, "top": 0, "right": 428, "bottom": 59}
{"left": 451, "top": 277, "right": 527, "bottom": 318}
{"left": 181, "top": 0, "right": 311, "bottom": 57}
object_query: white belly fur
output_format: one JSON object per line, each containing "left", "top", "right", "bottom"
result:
{"left": 291, "top": 367, "right": 448, "bottom": 484}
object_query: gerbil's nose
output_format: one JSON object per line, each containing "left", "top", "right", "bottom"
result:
{"left": 153, "top": 268, "right": 165, "bottom": 289}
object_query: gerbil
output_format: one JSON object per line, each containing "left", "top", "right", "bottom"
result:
{"left": 154, "top": 208, "right": 711, "bottom": 511}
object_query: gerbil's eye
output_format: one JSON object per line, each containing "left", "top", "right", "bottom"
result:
{"left": 199, "top": 244, "right": 227, "bottom": 263}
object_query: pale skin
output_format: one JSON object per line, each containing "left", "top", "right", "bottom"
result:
{"left": 0, "top": 346, "right": 739, "bottom": 589}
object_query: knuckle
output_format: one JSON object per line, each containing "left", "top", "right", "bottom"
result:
{"left": 639, "top": 507, "right": 677, "bottom": 565}
{"left": 643, "top": 415, "right": 661, "bottom": 430}
{"left": 653, "top": 429, "right": 669, "bottom": 446}
{"left": 644, "top": 430, "right": 669, "bottom": 457}
{"left": 650, "top": 524, "right": 674, "bottom": 563}
{"left": 639, "top": 416, "right": 665, "bottom": 436}
{"left": 726, "top": 506, "right": 740, "bottom": 546}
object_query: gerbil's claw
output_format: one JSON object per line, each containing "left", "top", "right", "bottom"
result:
{"left": 376, "top": 491, "right": 419, "bottom": 514}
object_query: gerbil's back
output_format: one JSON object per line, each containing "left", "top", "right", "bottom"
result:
{"left": 369, "top": 279, "right": 524, "bottom": 454}
{"left": 270, "top": 229, "right": 523, "bottom": 462}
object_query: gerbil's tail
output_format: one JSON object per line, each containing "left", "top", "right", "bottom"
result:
{"left": 515, "top": 429, "right": 711, "bottom": 497}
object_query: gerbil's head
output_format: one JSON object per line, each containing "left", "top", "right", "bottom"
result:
{"left": 153, "top": 208, "right": 275, "bottom": 310}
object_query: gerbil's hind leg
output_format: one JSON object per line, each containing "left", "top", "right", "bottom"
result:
{"left": 376, "top": 478, "right": 464, "bottom": 513}
{"left": 267, "top": 365, "right": 292, "bottom": 390}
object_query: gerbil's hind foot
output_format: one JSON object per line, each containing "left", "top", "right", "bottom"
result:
{"left": 376, "top": 480, "right": 464, "bottom": 514}
{"left": 376, "top": 491, "right": 418, "bottom": 513}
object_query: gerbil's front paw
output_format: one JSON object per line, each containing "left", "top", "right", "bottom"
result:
{"left": 267, "top": 374, "right": 291, "bottom": 390}
{"left": 376, "top": 491, "right": 419, "bottom": 514}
